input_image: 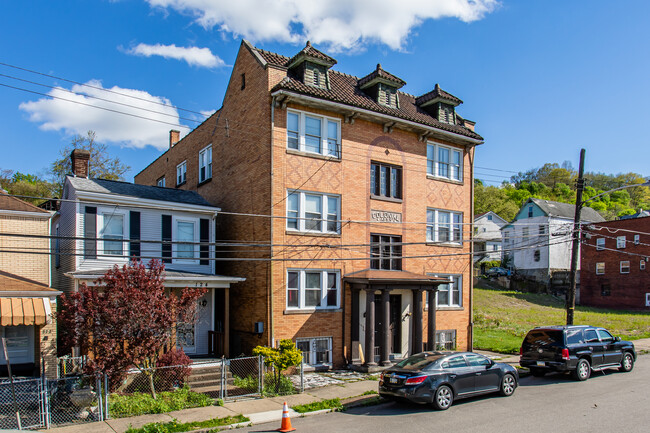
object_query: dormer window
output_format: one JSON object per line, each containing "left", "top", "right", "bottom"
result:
{"left": 358, "top": 64, "right": 405, "bottom": 109}
{"left": 287, "top": 41, "right": 336, "bottom": 91}
{"left": 305, "top": 63, "right": 327, "bottom": 89}
{"left": 438, "top": 103, "right": 456, "bottom": 124}
{"left": 378, "top": 83, "right": 398, "bottom": 109}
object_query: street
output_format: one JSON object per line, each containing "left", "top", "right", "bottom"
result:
{"left": 239, "top": 356, "right": 650, "bottom": 433}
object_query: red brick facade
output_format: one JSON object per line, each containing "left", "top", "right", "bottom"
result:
{"left": 581, "top": 216, "right": 650, "bottom": 310}
{"left": 135, "top": 41, "right": 481, "bottom": 366}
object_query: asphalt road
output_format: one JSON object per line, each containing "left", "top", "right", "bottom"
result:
{"left": 239, "top": 356, "right": 650, "bottom": 433}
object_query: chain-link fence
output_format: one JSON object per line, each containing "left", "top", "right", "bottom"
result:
{"left": 57, "top": 356, "right": 87, "bottom": 377}
{"left": 0, "top": 353, "right": 306, "bottom": 429}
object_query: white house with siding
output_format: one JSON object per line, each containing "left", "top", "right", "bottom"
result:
{"left": 500, "top": 198, "right": 604, "bottom": 283}
{"left": 53, "top": 150, "right": 244, "bottom": 357}
{"left": 473, "top": 211, "right": 507, "bottom": 263}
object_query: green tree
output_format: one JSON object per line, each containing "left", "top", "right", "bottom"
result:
{"left": 0, "top": 169, "right": 56, "bottom": 205}
{"left": 50, "top": 131, "right": 130, "bottom": 197}
{"left": 253, "top": 339, "right": 302, "bottom": 394}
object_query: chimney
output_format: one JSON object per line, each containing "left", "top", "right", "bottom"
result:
{"left": 170, "top": 130, "right": 180, "bottom": 148}
{"left": 70, "top": 149, "right": 90, "bottom": 178}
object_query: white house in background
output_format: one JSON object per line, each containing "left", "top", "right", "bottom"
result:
{"left": 53, "top": 150, "right": 244, "bottom": 358}
{"left": 500, "top": 198, "right": 605, "bottom": 283}
{"left": 473, "top": 211, "right": 507, "bottom": 263}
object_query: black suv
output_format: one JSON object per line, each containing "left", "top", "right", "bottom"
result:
{"left": 520, "top": 326, "right": 636, "bottom": 381}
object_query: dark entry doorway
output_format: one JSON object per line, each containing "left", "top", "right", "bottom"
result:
{"left": 389, "top": 295, "right": 402, "bottom": 353}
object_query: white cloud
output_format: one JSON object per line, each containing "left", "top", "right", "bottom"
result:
{"left": 145, "top": 0, "right": 498, "bottom": 50}
{"left": 126, "top": 43, "right": 225, "bottom": 68}
{"left": 19, "top": 80, "right": 191, "bottom": 150}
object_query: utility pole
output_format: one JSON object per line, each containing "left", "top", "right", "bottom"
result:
{"left": 567, "top": 149, "right": 586, "bottom": 325}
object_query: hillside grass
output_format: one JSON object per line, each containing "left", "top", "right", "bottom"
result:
{"left": 474, "top": 286, "right": 650, "bottom": 354}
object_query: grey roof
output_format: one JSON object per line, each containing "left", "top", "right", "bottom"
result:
{"left": 619, "top": 210, "right": 650, "bottom": 220}
{"left": 530, "top": 198, "right": 605, "bottom": 222}
{"left": 67, "top": 176, "right": 215, "bottom": 208}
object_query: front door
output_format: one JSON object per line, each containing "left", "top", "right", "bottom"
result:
{"left": 177, "top": 292, "right": 212, "bottom": 355}
{"left": 389, "top": 295, "right": 402, "bottom": 354}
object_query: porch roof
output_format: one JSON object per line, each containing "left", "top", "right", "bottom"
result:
{"left": 0, "top": 272, "right": 58, "bottom": 326}
{"left": 67, "top": 269, "right": 245, "bottom": 288}
{"left": 343, "top": 269, "right": 449, "bottom": 286}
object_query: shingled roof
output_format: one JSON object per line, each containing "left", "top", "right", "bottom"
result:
{"left": 288, "top": 41, "right": 337, "bottom": 67}
{"left": 530, "top": 198, "right": 605, "bottom": 222}
{"left": 254, "top": 45, "right": 481, "bottom": 141}
{"left": 358, "top": 64, "right": 406, "bottom": 89}
{"left": 67, "top": 176, "right": 215, "bottom": 207}
{"left": 0, "top": 194, "right": 50, "bottom": 213}
{"left": 416, "top": 83, "right": 463, "bottom": 106}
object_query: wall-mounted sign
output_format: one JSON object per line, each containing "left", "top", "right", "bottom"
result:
{"left": 371, "top": 210, "right": 402, "bottom": 223}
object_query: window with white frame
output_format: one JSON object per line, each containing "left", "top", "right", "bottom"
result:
{"left": 427, "top": 143, "right": 462, "bottom": 181}
{"left": 286, "top": 191, "right": 340, "bottom": 234}
{"left": 435, "top": 274, "right": 462, "bottom": 307}
{"left": 157, "top": 176, "right": 165, "bottom": 187}
{"left": 435, "top": 330, "right": 457, "bottom": 350}
{"left": 286, "top": 269, "right": 340, "bottom": 309}
{"left": 620, "top": 261, "right": 630, "bottom": 274}
{"left": 296, "top": 337, "right": 332, "bottom": 366}
{"left": 634, "top": 234, "right": 640, "bottom": 245}
{"left": 522, "top": 227, "right": 529, "bottom": 244}
{"left": 641, "top": 260, "right": 646, "bottom": 271}
{"left": 617, "top": 236, "right": 626, "bottom": 249}
{"left": 427, "top": 209, "right": 462, "bottom": 244}
{"left": 539, "top": 225, "right": 545, "bottom": 236}
{"left": 100, "top": 212, "right": 125, "bottom": 256}
{"left": 199, "top": 145, "right": 212, "bottom": 183}
{"left": 596, "top": 238, "right": 605, "bottom": 250}
{"left": 174, "top": 219, "right": 198, "bottom": 262}
{"left": 528, "top": 206, "right": 534, "bottom": 218}
{"left": 176, "top": 161, "right": 187, "bottom": 186}
{"left": 596, "top": 262, "right": 605, "bottom": 275}
{"left": 286, "top": 110, "right": 340, "bottom": 157}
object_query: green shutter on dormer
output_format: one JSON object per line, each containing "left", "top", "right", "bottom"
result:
{"left": 305, "top": 63, "right": 328, "bottom": 89}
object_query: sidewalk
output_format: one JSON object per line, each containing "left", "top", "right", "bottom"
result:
{"left": 48, "top": 379, "right": 379, "bottom": 433}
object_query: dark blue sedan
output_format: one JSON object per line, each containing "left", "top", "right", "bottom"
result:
{"left": 379, "top": 351, "right": 518, "bottom": 410}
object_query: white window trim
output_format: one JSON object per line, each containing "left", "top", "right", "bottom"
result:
{"left": 176, "top": 161, "right": 187, "bottom": 186}
{"left": 286, "top": 109, "right": 341, "bottom": 158}
{"left": 427, "top": 208, "right": 463, "bottom": 245}
{"left": 596, "top": 262, "right": 605, "bottom": 275}
{"left": 296, "top": 336, "right": 333, "bottom": 367}
{"left": 199, "top": 145, "right": 212, "bottom": 183}
{"left": 429, "top": 274, "right": 462, "bottom": 308}
{"left": 98, "top": 210, "right": 127, "bottom": 259}
{"left": 286, "top": 190, "right": 341, "bottom": 234}
{"left": 596, "top": 238, "right": 605, "bottom": 250}
{"left": 426, "top": 142, "right": 463, "bottom": 182}
{"left": 634, "top": 234, "right": 640, "bottom": 245}
{"left": 172, "top": 216, "right": 200, "bottom": 264}
{"left": 286, "top": 269, "right": 340, "bottom": 310}
{"left": 620, "top": 261, "right": 630, "bottom": 274}
{"left": 617, "top": 236, "right": 626, "bottom": 249}
{"left": 641, "top": 260, "right": 646, "bottom": 270}
{"left": 157, "top": 176, "right": 165, "bottom": 187}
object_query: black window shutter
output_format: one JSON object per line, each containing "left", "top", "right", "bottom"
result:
{"left": 162, "top": 214, "right": 172, "bottom": 263}
{"left": 200, "top": 218, "right": 210, "bottom": 265}
{"left": 129, "top": 211, "right": 141, "bottom": 260}
{"left": 84, "top": 206, "right": 97, "bottom": 259}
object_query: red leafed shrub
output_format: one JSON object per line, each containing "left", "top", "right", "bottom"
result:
{"left": 155, "top": 348, "right": 193, "bottom": 391}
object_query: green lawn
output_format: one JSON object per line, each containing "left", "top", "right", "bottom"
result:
{"left": 474, "top": 286, "right": 650, "bottom": 354}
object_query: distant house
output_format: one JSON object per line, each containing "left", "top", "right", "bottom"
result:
{"left": 581, "top": 215, "right": 650, "bottom": 310}
{"left": 500, "top": 198, "right": 604, "bottom": 283}
{"left": 473, "top": 211, "right": 507, "bottom": 264}
{"left": 53, "top": 150, "right": 244, "bottom": 358}
{"left": 0, "top": 193, "right": 60, "bottom": 378}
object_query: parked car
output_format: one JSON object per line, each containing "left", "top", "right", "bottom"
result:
{"left": 486, "top": 267, "right": 509, "bottom": 277}
{"left": 379, "top": 351, "right": 518, "bottom": 410}
{"left": 519, "top": 325, "right": 636, "bottom": 381}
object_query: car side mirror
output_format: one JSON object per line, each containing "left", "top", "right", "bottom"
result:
{"left": 614, "top": 336, "right": 621, "bottom": 342}
{"left": 486, "top": 360, "right": 495, "bottom": 369}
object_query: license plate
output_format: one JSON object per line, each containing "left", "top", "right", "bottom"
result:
{"left": 390, "top": 377, "right": 398, "bottom": 384}
{"left": 536, "top": 361, "right": 545, "bottom": 366}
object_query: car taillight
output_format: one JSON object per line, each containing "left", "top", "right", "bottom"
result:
{"left": 380, "top": 372, "right": 385, "bottom": 382}
{"left": 519, "top": 347, "right": 523, "bottom": 356}
{"left": 561, "top": 348, "right": 570, "bottom": 360}
{"left": 405, "top": 375, "right": 427, "bottom": 385}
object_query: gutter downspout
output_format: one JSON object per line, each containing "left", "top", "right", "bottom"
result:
{"left": 269, "top": 96, "right": 275, "bottom": 347}
{"left": 468, "top": 145, "right": 475, "bottom": 352}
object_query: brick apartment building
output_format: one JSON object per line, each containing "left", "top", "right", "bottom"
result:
{"left": 135, "top": 40, "right": 483, "bottom": 369}
{"left": 581, "top": 216, "right": 650, "bottom": 310}
{"left": 0, "top": 194, "right": 60, "bottom": 377}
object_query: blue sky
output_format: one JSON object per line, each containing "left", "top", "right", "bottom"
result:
{"left": 2, "top": 1, "right": 649, "bottom": 188}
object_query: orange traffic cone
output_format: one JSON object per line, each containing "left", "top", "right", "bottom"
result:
{"left": 278, "top": 401, "right": 296, "bottom": 432}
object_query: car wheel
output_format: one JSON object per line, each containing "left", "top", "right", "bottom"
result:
{"left": 573, "top": 358, "right": 591, "bottom": 381}
{"left": 499, "top": 373, "right": 516, "bottom": 396}
{"left": 433, "top": 385, "right": 454, "bottom": 410}
{"left": 619, "top": 352, "right": 634, "bottom": 372}
{"left": 530, "top": 368, "right": 546, "bottom": 377}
